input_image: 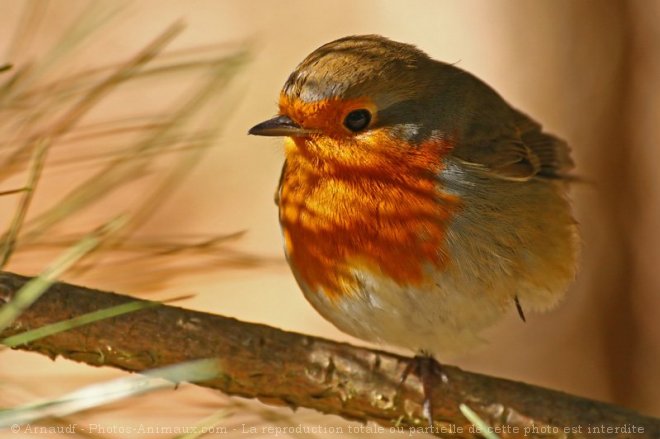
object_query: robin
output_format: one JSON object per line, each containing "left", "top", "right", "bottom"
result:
{"left": 249, "top": 35, "right": 578, "bottom": 422}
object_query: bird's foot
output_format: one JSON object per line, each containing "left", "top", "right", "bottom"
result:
{"left": 399, "top": 353, "right": 444, "bottom": 427}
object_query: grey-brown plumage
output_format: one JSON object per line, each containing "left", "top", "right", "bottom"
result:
{"left": 283, "top": 34, "right": 573, "bottom": 180}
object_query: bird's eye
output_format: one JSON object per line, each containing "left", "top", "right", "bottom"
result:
{"left": 343, "top": 109, "right": 372, "bottom": 132}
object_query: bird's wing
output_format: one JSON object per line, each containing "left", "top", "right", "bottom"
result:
{"left": 451, "top": 109, "right": 573, "bottom": 181}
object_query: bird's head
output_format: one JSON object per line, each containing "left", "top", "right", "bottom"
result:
{"left": 249, "top": 35, "right": 454, "bottom": 170}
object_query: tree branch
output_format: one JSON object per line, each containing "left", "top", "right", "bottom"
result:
{"left": 0, "top": 271, "right": 657, "bottom": 438}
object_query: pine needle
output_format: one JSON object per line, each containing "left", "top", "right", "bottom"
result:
{"left": 1, "top": 299, "right": 157, "bottom": 348}
{"left": 0, "top": 359, "right": 222, "bottom": 427}
{"left": 0, "top": 216, "right": 126, "bottom": 333}
{"left": 0, "top": 138, "right": 50, "bottom": 267}
{"left": 174, "top": 410, "right": 232, "bottom": 439}
{"left": 459, "top": 403, "right": 501, "bottom": 439}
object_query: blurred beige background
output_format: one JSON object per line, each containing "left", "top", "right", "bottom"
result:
{"left": 0, "top": 0, "right": 658, "bottom": 437}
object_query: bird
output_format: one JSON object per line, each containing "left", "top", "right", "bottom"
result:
{"left": 249, "top": 34, "right": 578, "bottom": 423}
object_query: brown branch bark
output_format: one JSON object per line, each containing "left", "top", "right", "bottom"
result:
{"left": 0, "top": 271, "right": 657, "bottom": 438}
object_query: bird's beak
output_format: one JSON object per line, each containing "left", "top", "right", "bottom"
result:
{"left": 248, "top": 115, "right": 317, "bottom": 137}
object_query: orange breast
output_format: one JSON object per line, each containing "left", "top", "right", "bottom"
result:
{"left": 279, "top": 135, "right": 460, "bottom": 299}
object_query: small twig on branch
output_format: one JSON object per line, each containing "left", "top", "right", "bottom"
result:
{"left": 0, "top": 271, "right": 657, "bottom": 438}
